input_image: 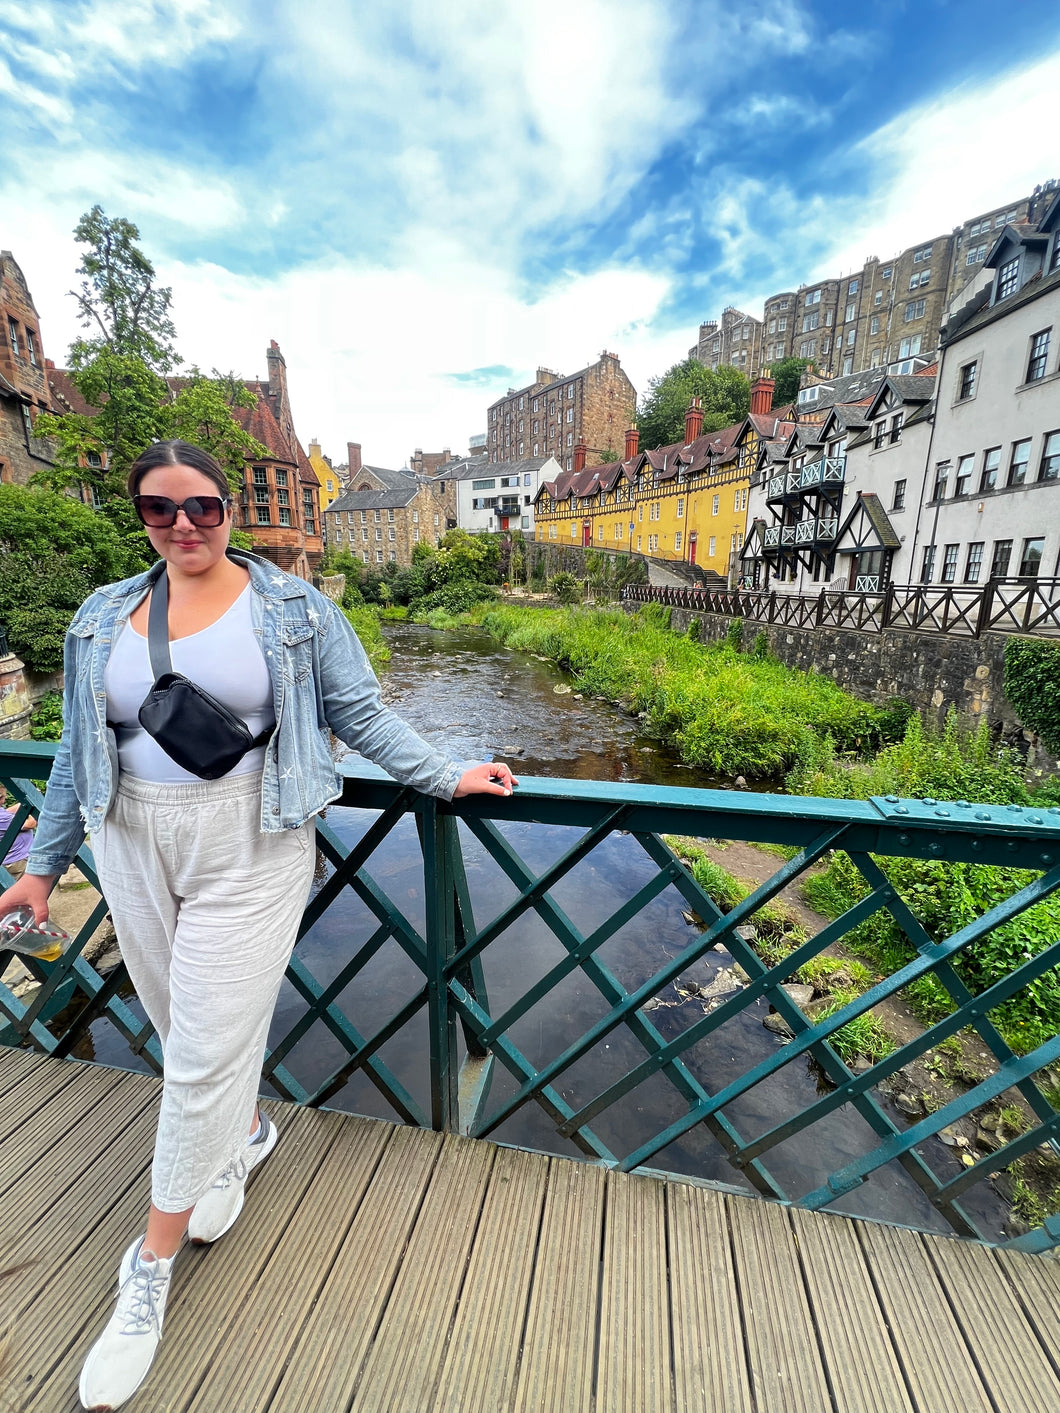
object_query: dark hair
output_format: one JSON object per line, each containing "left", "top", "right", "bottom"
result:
{"left": 126, "top": 441, "right": 232, "bottom": 499}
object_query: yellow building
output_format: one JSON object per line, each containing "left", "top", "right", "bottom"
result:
{"left": 308, "top": 439, "right": 342, "bottom": 519}
{"left": 535, "top": 397, "right": 766, "bottom": 582}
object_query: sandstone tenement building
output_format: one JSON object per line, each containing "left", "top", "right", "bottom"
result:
{"left": 695, "top": 180, "right": 1058, "bottom": 383}
{"left": 486, "top": 352, "right": 636, "bottom": 471}
{"left": 324, "top": 478, "right": 453, "bottom": 568}
{"left": 0, "top": 251, "right": 56, "bottom": 487}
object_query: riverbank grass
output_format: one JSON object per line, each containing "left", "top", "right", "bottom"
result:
{"left": 472, "top": 603, "right": 884, "bottom": 777}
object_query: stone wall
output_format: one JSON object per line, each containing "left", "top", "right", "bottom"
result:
{"left": 655, "top": 605, "right": 1060, "bottom": 774}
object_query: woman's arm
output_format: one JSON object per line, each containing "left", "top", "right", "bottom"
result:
{"left": 314, "top": 599, "right": 517, "bottom": 800}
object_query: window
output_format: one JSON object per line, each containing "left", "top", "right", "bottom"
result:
{"left": 255, "top": 505, "right": 271, "bottom": 525}
{"left": 874, "top": 290, "right": 883, "bottom": 307}
{"left": 921, "top": 545, "right": 936, "bottom": 582}
{"left": 278, "top": 508, "right": 291, "bottom": 526}
{"left": 941, "top": 544, "right": 959, "bottom": 583}
{"left": 566, "top": 432, "right": 573, "bottom": 447}
{"left": 361, "top": 527, "right": 368, "bottom": 541}
{"left": 870, "top": 316, "right": 879, "bottom": 335}
{"left": 674, "top": 531, "right": 682, "bottom": 551}
{"left": 712, "top": 494, "right": 719, "bottom": 515}
{"left": 677, "top": 497, "right": 685, "bottom": 518}
{"left": 892, "top": 479, "right": 906, "bottom": 510}
{"left": 799, "top": 340, "right": 816, "bottom": 357}
{"left": 846, "top": 328, "right": 855, "bottom": 346}
{"left": 1027, "top": 330, "right": 1051, "bottom": 382}
{"left": 472, "top": 478, "right": 495, "bottom": 490}
{"left": 360, "top": 509, "right": 367, "bottom": 523}
{"left": 957, "top": 361, "right": 977, "bottom": 399}
{"left": 388, "top": 527, "right": 396, "bottom": 541}
{"left": 903, "top": 299, "right": 926, "bottom": 322}
{"left": 374, "top": 508, "right": 381, "bottom": 522}
{"left": 1019, "top": 538, "right": 1044, "bottom": 578}
{"left": 1008, "top": 439, "right": 1031, "bottom": 485}
{"left": 566, "top": 407, "right": 573, "bottom": 423}
{"left": 874, "top": 413, "right": 903, "bottom": 449}
{"left": 913, "top": 245, "right": 932, "bottom": 263}
{"left": 26, "top": 330, "right": 39, "bottom": 367}
{"left": 979, "top": 447, "right": 1000, "bottom": 491}
{"left": 997, "top": 256, "right": 1020, "bottom": 300}
{"left": 882, "top": 266, "right": 892, "bottom": 279}
{"left": 7, "top": 319, "right": 18, "bottom": 357}
{"left": 778, "top": 317, "right": 787, "bottom": 331}
{"left": 805, "top": 289, "right": 821, "bottom": 305}
{"left": 254, "top": 486, "right": 270, "bottom": 505}
{"left": 253, "top": 465, "right": 268, "bottom": 486}
{"left": 899, "top": 335, "right": 922, "bottom": 358}
{"left": 275, "top": 469, "right": 288, "bottom": 488}
{"left": 1039, "top": 431, "right": 1060, "bottom": 481}
{"left": 567, "top": 384, "right": 575, "bottom": 400}
{"left": 848, "top": 278, "right": 859, "bottom": 294}
{"left": 375, "top": 527, "right": 382, "bottom": 541}
{"left": 844, "top": 303, "right": 856, "bottom": 322}
{"left": 932, "top": 463, "right": 949, "bottom": 500}
{"left": 964, "top": 543, "right": 984, "bottom": 583}
{"left": 843, "top": 356, "right": 854, "bottom": 375}
{"left": 708, "top": 536, "right": 716, "bottom": 557}
{"left": 524, "top": 473, "right": 531, "bottom": 486}
{"left": 966, "top": 243, "right": 987, "bottom": 265}
{"left": 990, "top": 540, "right": 1012, "bottom": 578}
{"left": 954, "top": 455, "right": 973, "bottom": 496}
{"left": 908, "top": 270, "right": 930, "bottom": 289}
{"left": 802, "top": 311, "right": 819, "bottom": 332}
{"left": 376, "top": 550, "right": 384, "bottom": 564}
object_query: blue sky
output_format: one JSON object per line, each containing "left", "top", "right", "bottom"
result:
{"left": 2, "top": 0, "right": 1059, "bottom": 466}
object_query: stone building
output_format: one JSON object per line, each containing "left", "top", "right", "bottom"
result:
{"left": 688, "top": 307, "right": 765, "bottom": 380}
{"left": 0, "top": 252, "right": 56, "bottom": 486}
{"left": 324, "top": 478, "right": 454, "bottom": 567}
{"left": 486, "top": 351, "right": 636, "bottom": 471}
{"left": 409, "top": 446, "right": 452, "bottom": 477}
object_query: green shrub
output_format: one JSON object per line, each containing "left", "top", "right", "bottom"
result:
{"left": 1004, "top": 638, "right": 1060, "bottom": 754}
{"left": 341, "top": 605, "right": 389, "bottom": 672}
{"left": 30, "top": 691, "right": 64, "bottom": 742}
{"left": 725, "top": 618, "right": 743, "bottom": 650}
{"left": 549, "top": 572, "right": 580, "bottom": 605}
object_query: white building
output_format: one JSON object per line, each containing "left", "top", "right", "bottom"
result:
{"left": 910, "top": 196, "right": 1060, "bottom": 586}
{"left": 439, "top": 454, "right": 560, "bottom": 535}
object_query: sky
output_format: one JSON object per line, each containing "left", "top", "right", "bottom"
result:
{"left": 2, "top": 0, "right": 1059, "bottom": 469}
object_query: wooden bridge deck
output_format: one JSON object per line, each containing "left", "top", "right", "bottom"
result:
{"left": 2, "top": 1049, "right": 1060, "bottom": 1412}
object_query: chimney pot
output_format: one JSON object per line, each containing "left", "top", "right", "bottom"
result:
{"left": 684, "top": 396, "right": 704, "bottom": 444}
{"left": 750, "top": 375, "right": 776, "bottom": 416}
{"left": 573, "top": 438, "right": 588, "bottom": 473}
{"left": 624, "top": 426, "right": 639, "bottom": 460}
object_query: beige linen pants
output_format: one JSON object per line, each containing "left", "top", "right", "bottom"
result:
{"left": 92, "top": 772, "right": 316, "bottom": 1212}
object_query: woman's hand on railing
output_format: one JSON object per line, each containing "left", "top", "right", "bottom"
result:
{"left": 0, "top": 872, "right": 56, "bottom": 928}
{"left": 453, "top": 762, "right": 519, "bottom": 798}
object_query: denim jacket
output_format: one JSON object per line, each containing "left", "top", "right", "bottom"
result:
{"left": 27, "top": 550, "right": 462, "bottom": 876}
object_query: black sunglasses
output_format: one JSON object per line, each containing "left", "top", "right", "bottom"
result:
{"left": 133, "top": 494, "right": 232, "bottom": 529}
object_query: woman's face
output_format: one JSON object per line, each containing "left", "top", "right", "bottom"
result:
{"left": 137, "top": 463, "right": 232, "bottom": 577}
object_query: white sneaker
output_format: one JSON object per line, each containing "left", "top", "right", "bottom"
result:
{"left": 79, "top": 1237, "right": 175, "bottom": 1410}
{"left": 188, "top": 1112, "right": 279, "bottom": 1245}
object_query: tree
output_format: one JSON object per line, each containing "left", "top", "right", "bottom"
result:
{"left": 767, "top": 356, "right": 817, "bottom": 409}
{"left": 32, "top": 208, "right": 264, "bottom": 510}
{"left": 0, "top": 484, "right": 136, "bottom": 672}
{"left": 637, "top": 359, "right": 750, "bottom": 450}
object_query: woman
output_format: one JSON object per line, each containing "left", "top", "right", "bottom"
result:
{"left": 0, "top": 440, "right": 516, "bottom": 1411}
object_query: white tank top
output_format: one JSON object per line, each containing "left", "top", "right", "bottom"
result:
{"left": 105, "top": 584, "right": 276, "bottom": 782}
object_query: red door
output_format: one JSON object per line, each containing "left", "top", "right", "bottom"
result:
{"left": 688, "top": 532, "right": 698, "bottom": 565}
{"left": 582, "top": 521, "right": 591, "bottom": 546}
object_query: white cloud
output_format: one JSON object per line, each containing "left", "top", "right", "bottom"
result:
{"left": 825, "top": 51, "right": 1060, "bottom": 274}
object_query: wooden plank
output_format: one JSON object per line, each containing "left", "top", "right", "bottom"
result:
{"left": 353, "top": 1132, "right": 497, "bottom": 1412}
{"left": 727, "top": 1194, "right": 832, "bottom": 1413}
{"left": 788, "top": 1205, "right": 913, "bottom": 1413}
{"left": 432, "top": 1144, "right": 549, "bottom": 1413}
{"left": 137, "top": 1103, "right": 343, "bottom": 1411}
{"left": 0, "top": 1052, "right": 88, "bottom": 1160}
{"left": 0, "top": 1045, "right": 49, "bottom": 1096}
{"left": 512, "top": 1158, "right": 607, "bottom": 1413}
{"left": 668, "top": 1180, "right": 753, "bottom": 1413}
{"left": 179, "top": 1109, "right": 391, "bottom": 1411}
{"left": 925, "top": 1233, "right": 1060, "bottom": 1413}
{"left": 597, "top": 1169, "right": 673, "bottom": 1413}
{"left": 857, "top": 1222, "right": 994, "bottom": 1412}
{"left": 995, "top": 1245, "right": 1060, "bottom": 1381}
{"left": 270, "top": 1122, "right": 444, "bottom": 1411}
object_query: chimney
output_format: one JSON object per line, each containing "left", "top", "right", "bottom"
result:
{"left": 347, "top": 442, "right": 362, "bottom": 475}
{"left": 684, "top": 396, "right": 703, "bottom": 444}
{"left": 624, "top": 426, "right": 639, "bottom": 460}
{"left": 750, "top": 375, "right": 775, "bottom": 416}
{"left": 308, "top": 439, "right": 321, "bottom": 459}
{"left": 573, "top": 439, "right": 588, "bottom": 473}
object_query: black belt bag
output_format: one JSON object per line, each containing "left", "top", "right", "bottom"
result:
{"left": 137, "top": 566, "right": 271, "bottom": 781}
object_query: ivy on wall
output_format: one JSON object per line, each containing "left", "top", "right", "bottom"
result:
{"left": 1003, "top": 637, "right": 1060, "bottom": 754}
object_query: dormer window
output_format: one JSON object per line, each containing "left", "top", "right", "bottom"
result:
{"left": 997, "top": 256, "right": 1021, "bottom": 300}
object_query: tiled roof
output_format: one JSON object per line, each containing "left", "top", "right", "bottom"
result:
{"left": 441, "top": 455, "right": 553, "bottom": 482}
{"left": 47, "top": 368, "right": 96, "bottom": 416}
{"left": 325, "top": 486, "right": 419, "bottom": 514}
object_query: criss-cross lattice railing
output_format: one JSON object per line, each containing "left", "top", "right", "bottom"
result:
{"left": 3, "top": 739, "right": 1060, "bottom": 1252}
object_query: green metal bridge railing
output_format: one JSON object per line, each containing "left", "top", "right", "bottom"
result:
{"left": 3, "top": 739, "right": 1060, "bottom": 1253}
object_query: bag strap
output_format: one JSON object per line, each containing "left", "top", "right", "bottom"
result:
{"left": 147, "top": 566, "right": 175, "bottom": 680}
